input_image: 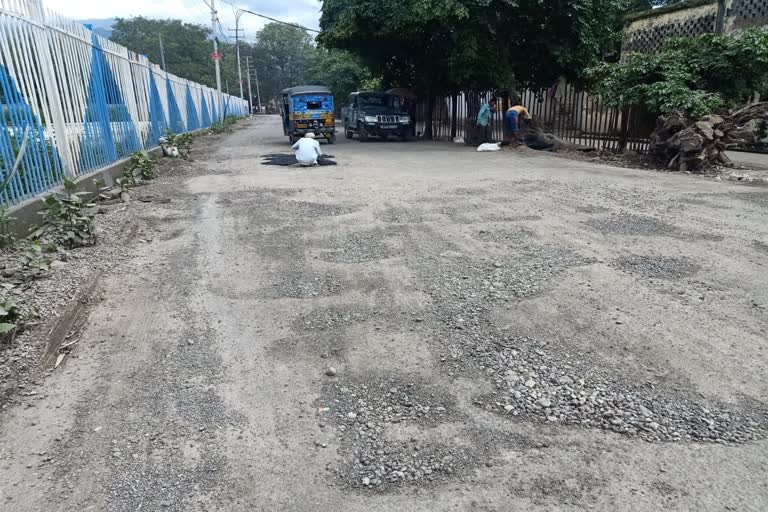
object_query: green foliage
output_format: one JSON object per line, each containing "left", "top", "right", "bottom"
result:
{"left": 0, "top": 208, "right": 15, "bottom": 250}
{"left": 17, "top": 240, "right": 50, "bottom": 278}
{"left": 41, "top": 177, "right": 95, "bottom": 247}
{"left": 163, "top": 129, "right": 193, "bottom": 151}
{"left": 0, "top": 296, "right": 20, "bottom": 336}
{"left": 309, "top": 49, "right": 379, "bottom": 101}
{"left": 110, "top": 17, "right": 243, "bottom": 89}
{"left": 127, "top": 150, "right": 157, "bottom": 181}
{"left": 318, "top": 0, "right": 638, "bottom": 96}
{"left": 588, "top": 29, "right": 768, "bottom": 117}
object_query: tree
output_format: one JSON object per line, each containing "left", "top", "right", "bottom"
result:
{"left": 247, "top": 23, "right": 316, "bottom": 103}
{"left": 308, "top": 49, "right": 377, "bottom": 102}
{"left": 110, "top": 17, "right": 242, "bottom": 90}
{"left": 588, "top": 28, "right": 768, "bottom": 117}
{"left": 319, "top": 0, "right": 640, "bottom": 97}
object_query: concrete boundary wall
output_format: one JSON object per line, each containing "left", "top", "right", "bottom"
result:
{"left": 7, "top": 146, "right": 163, "bottom": 238}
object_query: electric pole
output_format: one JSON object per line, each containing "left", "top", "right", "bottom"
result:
{"left": 158, "top": 33, "right": 167, "bottom": 71}
{"left": 231, "top": 13, "right": 246, "bottom": 101}
{"left": 210, "top": 0, "right": 223, "bottom": 121}
{"left": 245, "top": 56, "right": 253, "bottom": 115}
{"left": 254, "top": 64, "right": 262, "bottom": 113}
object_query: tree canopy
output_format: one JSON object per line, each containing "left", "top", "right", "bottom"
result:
{"left": 110, "top": 17, "right": 241, "bottom": 90}
{"left": 588, "top": 28, "right": 768, "bottom": 117}
{"left": 318, "top": 0, "right": 642, "bottom": 96}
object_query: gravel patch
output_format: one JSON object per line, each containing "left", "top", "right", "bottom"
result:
{"left": 220, "top": 190, "right": 350, "bottom": 219}
{"left": 378, "top": 207, "right": 426, "bottom": 224}
{"left": 468, "top": 333, "right": 766, "bottom": 443}
{"left": 292, "top": 306, "right": 370, "bottom": 332}
{"left": 613, "top": 254, "right": 700, "bottom": 280}
{"left": 405, "top": 229, "right": 767, "bottom": 445}
{"left": 587, "top": 213, "right": 676, "bottom": 236}
{"left": 319, "top": 375, "right": 475, "bottom": 489}
{"left": 319, "top": 230, "right": 396, "bottom": 263}
{"left": 268, "top": 271, "right": 343, "bottom": 299}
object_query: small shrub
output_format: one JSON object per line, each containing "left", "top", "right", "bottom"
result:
{"left": 17, "top": 240, "right": 50, "bottom": 279}
{"left": 0, "top": 208, "right": 15, "bottom": 249}
{"left": 128, "top": 150, "right": 157, "bottom": 181}
{"left": 41, "top": 177, "right": 95, "bottom": 247}
{"left": 0, "top": 296, "right": 21, "bottom": 338}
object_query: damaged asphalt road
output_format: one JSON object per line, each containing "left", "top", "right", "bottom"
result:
{"left": 1, "top": 116, "right": 767, "bottom": 511}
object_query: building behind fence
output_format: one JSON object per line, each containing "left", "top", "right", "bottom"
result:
{"left": 0, "top": 0, "right": 247, "bottom": 207}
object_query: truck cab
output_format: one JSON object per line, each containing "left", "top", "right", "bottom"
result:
{"left": 343, "top": 92, "right": 413, "bottom": 142}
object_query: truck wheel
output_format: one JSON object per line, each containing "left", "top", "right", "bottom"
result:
{"left": 344, "top": 123, "right": 352, "bottom": 139}
{"left": 289, "top": 134, "right": 296, "bottom": 144}
{"left": 358, "top": 123, "right": 369, "bottom": 142}
{"left": 328, "top": 133, "right": 336, "bottom": 144}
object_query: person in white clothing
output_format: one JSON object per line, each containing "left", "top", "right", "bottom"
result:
{"left": 291, "top": 132, "right": 322, "bottom": 166}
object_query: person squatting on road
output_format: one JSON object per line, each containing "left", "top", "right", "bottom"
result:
{"left": 476, "top": 98, "right": 497, "bottom": 143}
{"left": 291, "top": 132, "right": 322, "bottom": 166}
{"left": 504, "top": 103, "right": 531, "bottom": 143}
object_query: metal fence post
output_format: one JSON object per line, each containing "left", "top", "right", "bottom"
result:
{"left": 28, "top": 0, "right": 75, "bottom": 177}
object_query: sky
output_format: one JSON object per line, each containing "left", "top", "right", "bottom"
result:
{"left": 44, "top": 0, "right": 322, "bottom": 41}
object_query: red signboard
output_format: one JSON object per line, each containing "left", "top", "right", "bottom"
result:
{"left": 211, "top": 53, "right": 222, "bottom": 60}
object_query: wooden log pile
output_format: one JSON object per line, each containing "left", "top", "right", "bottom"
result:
{"left": 650, "top": 102, "right": 768, "bottom": 172}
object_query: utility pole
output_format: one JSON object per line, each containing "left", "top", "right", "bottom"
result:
{"left": 229, "top": 25, "right": 245, "bottom": 100}
{"left": 210, "top": 0, "right": 223, "bottom": 121}
{"left": 254, "top": 64, "right": 262, "bottom": 113}
{"left": 245, "top": 56, "right": 253, "bottom": 115}
{"left": 158, "top": 33, "right": 167, "bottom": 71}
{"left": 715, "top": 0, "right": 727, "bottom": 33}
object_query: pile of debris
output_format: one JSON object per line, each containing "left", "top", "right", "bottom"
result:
{"left": 650, "top": 102, "right": 768, "bottom": 173}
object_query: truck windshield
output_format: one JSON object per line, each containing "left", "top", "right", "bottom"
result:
{"left": 359, "top": 95, "right": 400, "bottom": 108}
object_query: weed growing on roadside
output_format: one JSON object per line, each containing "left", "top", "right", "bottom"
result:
{"left": 128, "top": 149, "right": 157, "bottom": 181}
{"left": 17, "top": 240, "right": 51, "bottom": 278}
{"left": 0, "top": 208, "right": 15, "bottom": 249}
{"left": 41, "top": 177, "right": 95, "bottom": 247}
{"left": 0, "top": 296, "right": 21, "bottom": 338}
{"left": 208, "top": 122, "right": 228, "bottom": 134}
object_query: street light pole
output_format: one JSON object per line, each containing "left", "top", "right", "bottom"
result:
{"left": 232, "top": 11, "right": 245, "bottom": 101}
{"left": 158, "top": 33, "right": 167, "bottom": 71}
{"left": 245, "top": 56, "right": 254, "bottom": 114}
{"left": 254, "top": 64, "right": 262, "bottom": 113}
{"left": 210, "top": 0, "right": 223, "bottom": 122}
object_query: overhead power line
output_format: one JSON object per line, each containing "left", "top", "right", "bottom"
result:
{"left": 217, "top": 0, "right": 320, "bottom": 33}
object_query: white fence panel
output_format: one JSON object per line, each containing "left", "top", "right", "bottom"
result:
{"left": 0, "top": 0, "right": 247, "bottom": 205}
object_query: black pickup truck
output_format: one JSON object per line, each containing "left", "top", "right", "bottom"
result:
{"left": 342, "top": 92, "right": 413, "bottom": 141}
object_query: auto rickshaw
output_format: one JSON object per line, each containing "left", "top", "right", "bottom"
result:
{"left": 281, "top": 86, "right": 336, "bottom": 144}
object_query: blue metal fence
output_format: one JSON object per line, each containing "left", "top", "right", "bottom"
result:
{"left": 0, "top": 0, "right": 248, "bottom": 207}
